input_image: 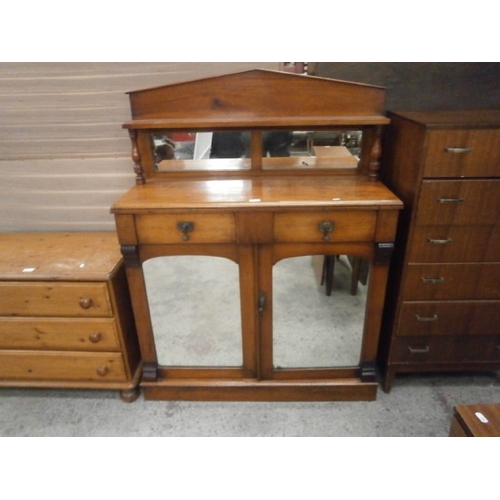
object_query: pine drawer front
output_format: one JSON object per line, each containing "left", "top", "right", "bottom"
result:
{"left": 396, "top": 301, "right": 500, "bottom": 337}
{"left": 0, "top": 351, "right": 127, "bottom": 382}
{"left": 0, "top": 317, "right": 121, "bottom": 351}
{"left": 402, "top": 263, "right": 500, "bottom": 301}
{"left": 391, "top": 335, "right": 500, "bottom": 364}
{"left": 408, "top": 224, "right": 500, "bottom": 263}
{"left": 415, "top": 180, "right": 500, "bottom": 226}
{"left": 135, "top": 213, "right": 236, "bottom": 244}
{"left": 274, "top": 211, "right": 376, "bottom": 243}
{"left": 0, "top": 282, "right": 113, "bottom": 317}
{"left": 423, "top": 128, "right": 500, "bottom": 178}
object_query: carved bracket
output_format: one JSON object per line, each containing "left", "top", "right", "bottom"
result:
{"left": 360, "top": 360, "right": 377, "bottom": 382}
{"left": 142, "top": 361, "right": 158, "bottom": 382}
{"left": 368, "top": 125, "right": 383, "bottom": 182}
{"left": 120, "top": 245, "right": 141, "bottom": 268}
{"left": 374, "top": 242, "right": 395, "bottom": 266}
{"left": 129, "top": 129, "right": 145, "bottom": 185}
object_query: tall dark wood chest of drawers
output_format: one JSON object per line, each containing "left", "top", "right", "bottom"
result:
{"left": 379, "top": 110, "right": 500, "bottom": 391}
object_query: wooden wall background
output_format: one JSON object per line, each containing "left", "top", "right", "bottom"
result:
{"left": 0, "top": 62, "right": 279, "bottom": 232}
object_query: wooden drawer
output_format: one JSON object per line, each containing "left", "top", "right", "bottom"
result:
{"left": 423, "top": 128, "right": 500, "bottom": 178}
{"left": 415, "top": 180, "right": 500, "bottom": 226}
{"left": 390, "top": 335, "right": 500, "bottom": 364}
{"left": 135, "top": 213, "right": 235, "bottom": 244}
{"left": 0, "top": 351, "right": 127, "bottom": 382}
{"left": 274, "top": 211, "right": 376, "bottom": 243}
{"left": 396, "top": 301, "right": 500, "bottom": 337}
{"left": 402, "top": 263, "right": 500, "bottom": 301}
{"left": 0, "top": 317, "right": 121, "bottom": 351}
{"left": 0, "top": 282, "right": 113, "bottom": 317}
{"left": 408, "top": 224, "right": 500, "bottom": 262}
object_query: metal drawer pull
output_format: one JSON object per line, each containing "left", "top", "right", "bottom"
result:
{"left": 437, "top": 198, "right": 464, "bottom": 204}
{"left": 428, "top": 238, "right": 452, "bottom": 244}
{"left": 177, "top": 221, "right": 194, "bottom": 241}
{"left": 445, "top": 147, "right": 472, "bottom": 154}
{"left": 408, "top": 345, "right": 430, "bottom": 354}
{"left": 416, "top": 314, "right": 438, "bottom": 322}
{"left": 318, "top": 221, "right": 335, "bottom": 241}
{"left": 421, "top": 277, "right": 445, "bottom": 284}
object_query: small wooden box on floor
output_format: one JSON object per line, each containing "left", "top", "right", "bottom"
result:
{"left": 0, "top": 232, "right": 141, "bottom": 402}
{"left": 449, "top": 404, "right": 500, "bottom": 437}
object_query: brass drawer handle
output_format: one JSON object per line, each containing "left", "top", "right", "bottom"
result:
{"left": 408, "top": 345, "right": 430, "bottom": 354}
{"left": 416, "top": 314, "right": 438, "bottom": 322}
{"left": 79, "top": 297, "right": 93, "bottom": 309}
{"left": 421, "top": 277, "right": 445, "bottom": 284}
{"left": 428, "top": 238, "right": 452, "bottom": 245}
{"left": 445, "top": 147, "right": 472, "bottom": 154}
{"left": 88, "top": 332, "right": 102, "bottom": 343}
{"left": 318, "top": 221, "right": 335, "bottom": 241}
{"left": 96, "top": 366, "right": 109, "bottom": 377}
{"left": 177, "top": 221, "right": 194, "bottom": 241}
{"left": 437, "top": 198, "right": 464, "bottom": 204}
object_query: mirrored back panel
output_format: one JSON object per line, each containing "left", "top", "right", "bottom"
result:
{"left": 149, "top": 129, "right": 363, "bottom": 173}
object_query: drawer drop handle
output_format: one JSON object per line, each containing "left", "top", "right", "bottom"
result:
{"left": 421, "top": 277, "right": 445, "bottom": 284}
{"left": 79, "top": 297, "right": 93, "bottom": 309}
{"left": 437, "top": 198, "right": 464, "bottom": 204}
{"left": 96, "top": 366, "right": 109, "bottom": 377}
{"left": 416, "top": 314, "right": 438, "bottom": 322}
{"left": 89, "top": 332, "right": 102, "bottom": 343}
{"left": 445, "top": 147, "right": 472, "bottom": 154}
{"left": 408, "top": 345, "right": 430, "bottom": 354}
{"left": 428, "top": 238, "right": 452, "bottom": 245}
{"left": 318, "top": 221, "right": 335, "bottom": 241}
{"left": 177, "top": 221, "right": 194, "bottom": 241}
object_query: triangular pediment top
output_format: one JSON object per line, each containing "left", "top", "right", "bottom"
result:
{"left": 126, "top": 69, "right": 387, "bottom": 126}
{"left": 126, "top": 69, "right": 385, "bottom": 95}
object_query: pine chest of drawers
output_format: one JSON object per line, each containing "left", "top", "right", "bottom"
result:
{"left": 0, "top": 232, "right": 141, "bottom": 401}
{"left": 379, "top": 110, "right": 500, "bottom": 391}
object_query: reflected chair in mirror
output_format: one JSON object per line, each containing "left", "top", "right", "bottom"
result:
{"left": 321, "top": 255, "right": 369, "bottom": 296}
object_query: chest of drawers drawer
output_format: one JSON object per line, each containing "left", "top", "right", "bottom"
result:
{"left": 415, "top": 180, "right": 500, "bottom": 226}
{"left": 396, "top": 301, "right": 500, "bottom": 337}
{"left": 391, "top": 335, "right": 500, "bottom": 364}
{"left": 0, "top": 351, "right": 127, "bottom": 382}
{"left": 0, "top": 317, "right": 121, "bottom": 351}
{"left": 274, "top": 211, "right": 376, "bottom": 243}
{"left": 0, "top": 281, "right": 113, "bottom": 317}
{"left": 135, "top": 213, "right": 236, "bottom": 244}
{"left": 402, "top": 263, "right": 500, "bottom": 300}
{"left": 408, "top": 224, "right": 500, "bottom": 262}
{"left": 423, "top": 128, "right": 500, "bottom": 177}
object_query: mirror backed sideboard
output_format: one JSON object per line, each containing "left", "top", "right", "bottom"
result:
{"left": 111, "top": 69, "right": 403, "bottom": 401}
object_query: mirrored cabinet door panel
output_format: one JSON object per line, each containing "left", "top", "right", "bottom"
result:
{"left": 272, "top": 255, "right": 367, "bottom": 368}
{"left": 143, "top": 256, "right": 243, "bottom": 367}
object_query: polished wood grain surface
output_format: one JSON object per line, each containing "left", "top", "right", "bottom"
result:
{"left": 112, "top": 175, "right": 402, "bottom": 212}
{"left": 451, "top": 404, "right": 500, "bottom": 437}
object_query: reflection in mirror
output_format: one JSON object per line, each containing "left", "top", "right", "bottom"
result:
{"left": 273, "top": 255, "right": 367, "bottom": 368}
{"left": 143, "top": 256, "right": 242, "bottom": 367}
{"left": 262, "top": 130, "right": 362, "bottom": 170}
{"left": 152, "top": 132, "right": 251, "bottom": 172}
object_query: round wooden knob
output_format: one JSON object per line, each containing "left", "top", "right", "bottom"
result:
{"left": 79, "top": 297, "right": 93, "bottom": 309}
{"left": 88, "top": 332, "right": 102, "bottom": 343}
{"left": 96, "top": 366, "right": 109, "bottom": 377}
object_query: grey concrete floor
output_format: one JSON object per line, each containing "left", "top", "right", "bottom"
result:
{"left": 1, "top": 255, "right": 499, "bottom": 437}
{"left": 1, "top": 371, "right": 499, "bottom": 437}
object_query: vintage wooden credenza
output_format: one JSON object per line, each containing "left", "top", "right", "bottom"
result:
{"left": 111, "top": 70, "right": 403, "bottom": 401}
{"left": 0, "top": 232, "right": 142, "bottom": 401}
